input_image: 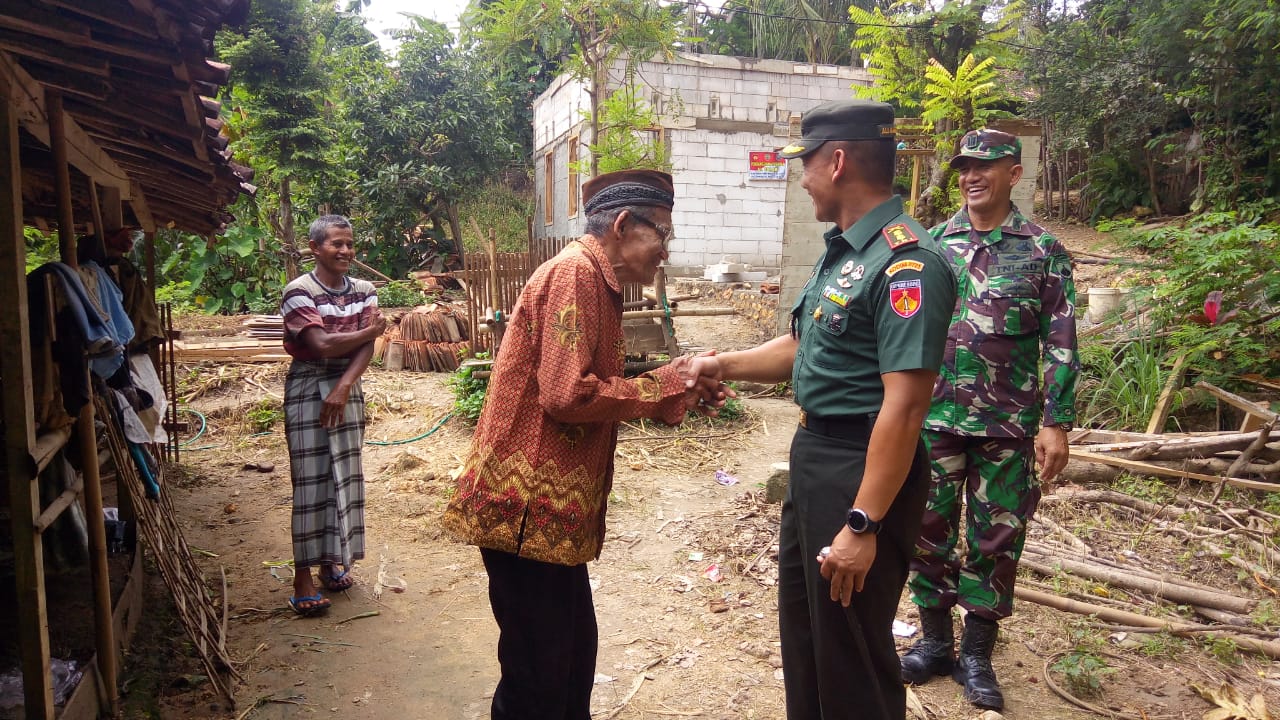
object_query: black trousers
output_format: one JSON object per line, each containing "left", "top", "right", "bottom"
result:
{"left": 780, "top": 425, "right": 930, "bottom": 720}
{"left": 480, "top": 548, "right": 598, "bottom": 720}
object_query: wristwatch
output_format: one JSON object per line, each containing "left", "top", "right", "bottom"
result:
{"left": 1046, "top": 422, "right": 1074, "bottom": 432}
{"left": 846, "top": 508, "right": 882, "bottom": 535}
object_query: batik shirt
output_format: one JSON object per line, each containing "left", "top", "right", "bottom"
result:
{"left": 925, "top": 205, "right": 1079, "bottom": 438}
{"left": 442, "top": 237, "right": 688, "bottom": 566}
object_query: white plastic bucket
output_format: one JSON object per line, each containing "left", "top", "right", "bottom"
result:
{"left": 1086, "top": 287, "right": 1130, "bottom": 323}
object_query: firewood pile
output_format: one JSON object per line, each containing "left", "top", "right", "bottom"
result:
{"left": 1067, "top": 378, "right": 1280, "bottom": 490}
{"left": 1024, "top": 488, "right": 1280, "bottom": 660}
{"left": 1019, "top": 371, "right": 1280, "bottom": 662}
{"left": 376, "top": 303, "right": 469, "bottom": 372}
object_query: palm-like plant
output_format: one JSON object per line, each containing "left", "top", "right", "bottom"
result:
{"left": 921, "top": 53, "right": 1005, "bottom": 147}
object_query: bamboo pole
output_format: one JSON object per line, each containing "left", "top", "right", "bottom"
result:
{"left": 1019, "top": 555, "right": 1255, "bottom": 614}
{"left": 1014, "top": 587, "right": 1280, "bottom": 660}
{"left": 1145, "top": 352, "right": 1187, "bottom": 434}
{"left": 1068, "top": 449, "right": 1275, "bottom": 491}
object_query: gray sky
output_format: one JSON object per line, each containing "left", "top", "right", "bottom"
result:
{"left": 361, "top": 0, "right": 470, "bottom": 51}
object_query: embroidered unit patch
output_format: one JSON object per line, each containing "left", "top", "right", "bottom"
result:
{"left": 889, "top": 279, "right": 922, "bottom": 318}
{"left": 885, "top": 259, "right": 924, "bottom": 277}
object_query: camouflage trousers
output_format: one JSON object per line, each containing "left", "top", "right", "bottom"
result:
{"left": 907, "top": 431, "right": 1041, "bottom": 621}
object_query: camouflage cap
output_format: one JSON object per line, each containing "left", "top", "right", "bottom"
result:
{"left": 949, "top": 129, "right": 1022, "bottom": 167}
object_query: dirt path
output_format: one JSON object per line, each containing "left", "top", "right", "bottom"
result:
{"left": 143, "top": 288, "right": 1277, "bottom": 719}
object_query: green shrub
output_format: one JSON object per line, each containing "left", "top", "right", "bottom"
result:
{"left": 1115, "top": 207, "right": 1280, "bottom": 380}
{"left": 1050, "top": 650, "right": 1117, "bottom": 698}
{"left": 378, "top": 280, "right": 430, "bottom": 308}
{"left": 446, "top": 352, "right": 490, "bottom": 423}
{"left": 1077, "top": 328, "right": 1173, "bottom": 431}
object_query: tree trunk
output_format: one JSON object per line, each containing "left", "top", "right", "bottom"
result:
{"left": 917, "top": 120, "right": 960, "bottom": 226}
{"left": 280, "top": 175, "right": 299, "bottom": 281}
{"left": 445, "top": 202, "right": 465, "bottom": 270}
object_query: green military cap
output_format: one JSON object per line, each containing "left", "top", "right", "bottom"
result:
{"left": 779, "top": 100, "right": 896, "bottom": 159}
{"left": 949, "top": 128, "right": 1022, "bottom": 166}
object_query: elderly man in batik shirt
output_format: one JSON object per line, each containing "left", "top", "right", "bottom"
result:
{"left": 442, "top": 170, "right": 725, "bottom": 720}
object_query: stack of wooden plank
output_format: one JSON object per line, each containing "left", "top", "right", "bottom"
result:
{"left": 174, "top": 338, "right": 289, "bottom": 363}
{"left": 242, "top": 315, "right": 283, "bottom": 340}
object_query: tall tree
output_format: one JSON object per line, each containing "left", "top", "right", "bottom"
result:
{"left": 217, "top": 0, "right": 337, "bottom": 280}
{"left": 850, "top": 0, "right": 1023, "bottom": 223}
{"left": 344, "top": 17, "right": 521, "bottom": 277}
{"left": 698, "top": 0, "right": 864, "bottom": 65}
{"left": 476, "top": 0, "right": 678, "bottom": 175}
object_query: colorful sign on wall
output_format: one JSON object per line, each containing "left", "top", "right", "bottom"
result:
{"left": 748, "top": 151, "right": 787, "bottom": 180}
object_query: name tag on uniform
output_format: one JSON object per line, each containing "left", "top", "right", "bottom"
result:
{"left": 822, "top": 285, "right": 852, "bottom": 308}
{"left": 989, "top": 261, "right": 1040, "bottom": 275}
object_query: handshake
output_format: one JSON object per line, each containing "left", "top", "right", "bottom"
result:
{"left": 669, "top": 351, "right": 736, "bottom": 417}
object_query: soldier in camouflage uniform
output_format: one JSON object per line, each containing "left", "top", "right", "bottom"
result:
{"left": 899, "top": 129, "right": 1080, "bottom": 711}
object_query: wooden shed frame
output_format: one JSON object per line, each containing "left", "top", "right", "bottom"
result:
{"left": 0, "top": 2, "right": 253, "bottom": 717}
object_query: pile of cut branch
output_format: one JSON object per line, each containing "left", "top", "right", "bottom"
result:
{"left": 1022, "top": 489, "right": 1280, "bottom": 659}
{"left": 1066, "top": 378, "right": 1280, "bottom": 491}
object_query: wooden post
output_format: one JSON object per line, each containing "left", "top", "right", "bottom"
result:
{"left": 654, "top": 266, "right": 679, "bottom": 358}
{"left": 87, "top": 180, "right": 103, "bottom": 240}
{"left": 101, "top": 186, "right": 124, "bottom": 233}
{"left": 51, "top": 87, "right": 119, "bottom": 717}
{"left": 1, "top": 66, "right": 56, "bottom": 720}
{"left": 76, "top": 380, "right": 119, "bottom": 717}
{"left": 47, "top": 91, "right": 77, "bottom": 266}
{"left": 909, "top": 156, "right": 922, "bottom": 217}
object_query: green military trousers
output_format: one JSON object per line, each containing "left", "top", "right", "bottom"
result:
{"left": 907, "top": 430, "right": 1041, "bottom": 621}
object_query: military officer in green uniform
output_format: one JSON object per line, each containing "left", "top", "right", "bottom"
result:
{"left": 683, "top": 100, "right": 956, "bottom": 720}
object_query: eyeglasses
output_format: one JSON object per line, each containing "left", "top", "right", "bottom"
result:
{"left": 628, "top": 211, "right": 673, "bottom": 247}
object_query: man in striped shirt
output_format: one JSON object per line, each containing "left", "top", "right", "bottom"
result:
{"left": 280, "top": 214, "right": 385, "bottom": 615}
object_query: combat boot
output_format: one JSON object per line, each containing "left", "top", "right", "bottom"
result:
{"left": 899, "top": 607, "right": 954, "bottom": 685}
{"left": 953, "top": 614, "right": 1004, "bottom": 710}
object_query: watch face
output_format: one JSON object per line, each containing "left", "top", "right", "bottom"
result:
{"left": 847, "top": 508, "right": 868, "bottom": 532}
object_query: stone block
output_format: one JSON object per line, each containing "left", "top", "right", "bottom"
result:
{"left": 766, "top": 462, "right": 790, "bottom": 503}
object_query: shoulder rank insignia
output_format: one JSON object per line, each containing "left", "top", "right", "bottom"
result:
{"left": 885, "top": 259, "right": 924, "bottom": 277}
{"left": 889, "top": 279, "right": 922, "bottom": 318}
{"left": 821, "top": 285, "right": 852, "bottom": 308}
{"left": 883, "top": 223, "right": 919, "bottom": 250}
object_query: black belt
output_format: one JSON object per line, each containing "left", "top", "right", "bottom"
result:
{"left": 798, "top": 410, "right": 875, "bottom": 440}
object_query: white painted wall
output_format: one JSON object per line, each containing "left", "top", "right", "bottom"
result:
{"left": 531, "top": 52, "right": 874, "bottom": 274}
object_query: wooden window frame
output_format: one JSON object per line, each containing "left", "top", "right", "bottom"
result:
{"left": 543, "top": 151, "right": 554, "bottom": 226}
{"left": 567, "top": 136, "right": 579, "bottom": 218}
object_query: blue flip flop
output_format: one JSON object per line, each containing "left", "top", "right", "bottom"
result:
{"left": 288, "top": 593, "right": 331, "bottom": 616}
{"left": 319, "top": 567, "right": 354, "bottom": 592}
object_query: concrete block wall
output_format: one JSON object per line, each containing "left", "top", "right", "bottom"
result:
{"left": 777, "top": 157, "right": 828, "bottom": 336}
{"left": 531, "top": 52, "right": 874, "bottom": 275}
{"left": 666, "top": 128, "right": 787, "bottom": 270}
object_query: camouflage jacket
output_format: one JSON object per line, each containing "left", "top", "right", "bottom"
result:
{"left": 924, "top": 205, "right": 1079, "bottom": 438}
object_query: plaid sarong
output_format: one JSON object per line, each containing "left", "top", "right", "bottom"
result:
{"left": 284, "top": 359, "right": 366, "bottom": 569}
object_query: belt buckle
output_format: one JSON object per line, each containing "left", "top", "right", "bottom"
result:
{"left": 799, "top": 409, "right": 808, "bottom": 428}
